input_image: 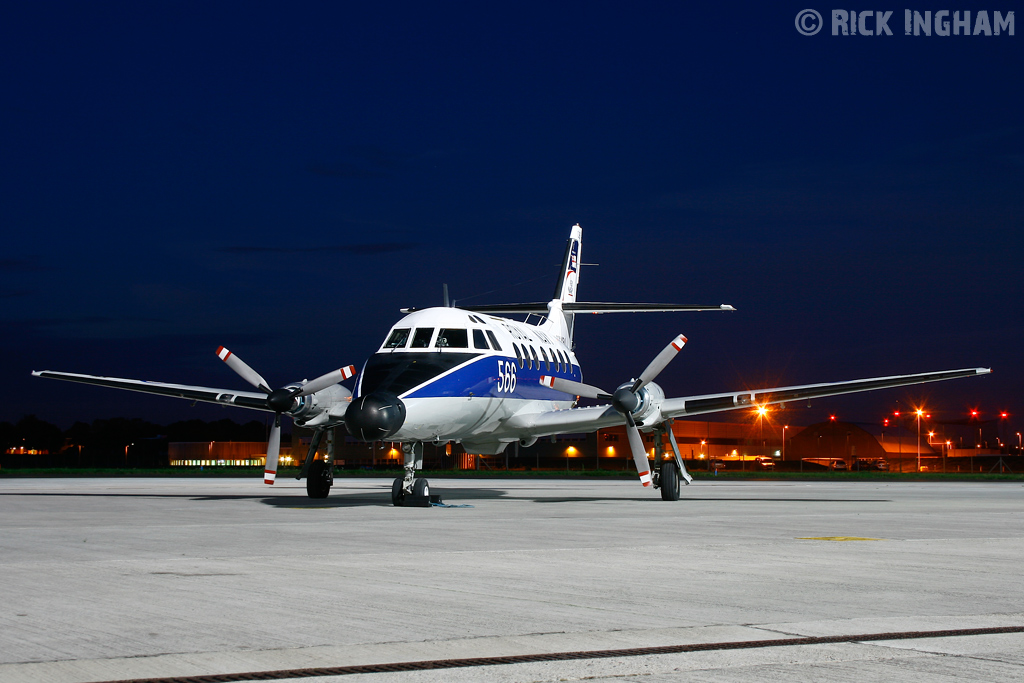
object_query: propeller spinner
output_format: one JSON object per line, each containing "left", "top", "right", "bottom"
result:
{"left": 540, "top": 334, "right": 686, "bottom": 487}
{"left": 215, "top": 346, "right": 354, "bottom": 484}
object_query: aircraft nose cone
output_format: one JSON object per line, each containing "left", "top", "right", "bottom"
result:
{"left": 345, "top": 392, "right": 406, "bottom": 441}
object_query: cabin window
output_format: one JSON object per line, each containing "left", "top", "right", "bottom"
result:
{"left": 528, "top": 345, "right": 538, "bottom": 370}
{"left": 555, "top": 349, "right": 564, "bottom": 372}
{"left": 435, "top": 328, "right": 469, "bottom": 348}
{"left": 513, "top": 343, "right": 524, "bottom": 368}
{"left": 540, "top": 347, "right": 551, "bottom": 371}
{"left": 472, "top": 329, "right": 489, "bottom": 349}
{"left": 384, "top": 328, "right": 410, "bottom": 349}
{"left": 411, "top": 328, "right": 434, "bottom": 348}
{"left": 485, "top": 330, "right": 502, "bottom": 351}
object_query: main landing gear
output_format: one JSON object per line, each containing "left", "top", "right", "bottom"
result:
{"left": 298, "top": 428, "right": 333, "bottom": 499}
{"left": 392, "top": 442, "right": 434, "bottom": 506}
{"left": 651, "top": 420, "right": 693, "bottom": 502}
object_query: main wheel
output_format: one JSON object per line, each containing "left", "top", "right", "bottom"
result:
{"left": 391, "top": 477, "right": 405, "bottom": 506}
{"left": 659, "top": 461, "right": 680, "bottom": 501}
{"left": 306, "top": 460, "right": 332, "bottom": 499}
{"left": 413, "top": 478, "right": 429, "bottom": 498}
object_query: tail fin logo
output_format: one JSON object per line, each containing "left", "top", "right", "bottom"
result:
{"left": 565, "top": 239, "right": 579, "bottom": 298}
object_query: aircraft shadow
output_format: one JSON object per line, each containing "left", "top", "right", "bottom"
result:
{"left": 0, "top": 491, "right": 891, "bottom": 507}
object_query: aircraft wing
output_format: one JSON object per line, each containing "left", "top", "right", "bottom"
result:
{"left": 660, "top": 367, "right": 991, "bottom": 418}
{"left": 510, "top": 367, "right": 990, "bottom": 436}
{"left": 31, "top": 370, "right": 273, "bottom": 412}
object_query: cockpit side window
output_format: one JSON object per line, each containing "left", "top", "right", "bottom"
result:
{"left": 384, "top": 328, "right": 410, "bottom": 349}
{"left": 485, "top": 330, "right": 502, "bottom": 351}
{"left": 472, "top": 329, "right": 489, "bottom": 349}
{"left": 528, "top": 345, "right": 538, "bottom": 370}
{"left": 411, "top": 328, "right": 434, "bottom": 348}
{"left": 540, "top": 347, "right": 550, "bottom": 371}
{"left": 436, "top": 328, "right": 468, "bottom": 348}
{"left": 513, "top": 343, "right": 524, "bottom": 368}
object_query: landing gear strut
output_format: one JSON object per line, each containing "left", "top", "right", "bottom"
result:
{"left": 391, "top": 442, "right": 431, "bottom": 506}
{"left": 299, "top": 428, "right": 333, "bottom": 499}
{"left": 652, "top": 420, "right": 692, "bottom": 501}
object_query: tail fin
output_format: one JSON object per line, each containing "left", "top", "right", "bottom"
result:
{"left": 553, "top": 224, "right": 582, "bottom": 303}
{"left": 542, "top": 224, "right": 582, "bottom": 347}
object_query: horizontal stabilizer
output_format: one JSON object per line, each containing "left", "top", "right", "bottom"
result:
{"left": 428, "top": 302, "right": 735, "bottom": 315}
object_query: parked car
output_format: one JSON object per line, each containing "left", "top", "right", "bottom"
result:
{"left": 710, "top": 459, "right": 727, "bottom": 471}
{"left": 754, "top": 456, "right": 775, "bottom": 470}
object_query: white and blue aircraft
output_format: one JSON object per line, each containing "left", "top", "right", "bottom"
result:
{"left": 33, "top": 225, "right": 990, "bottom": 503}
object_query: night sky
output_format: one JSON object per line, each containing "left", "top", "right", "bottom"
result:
{"left": 3, "top": 3, "right": 1021, "bottom": 432}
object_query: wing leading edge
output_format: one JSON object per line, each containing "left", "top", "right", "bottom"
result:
{"left": 513, "top": 367, "right": 991, "bottom": 436}
{"left": 32, "top": 370, "right": 273, "bottom": 412}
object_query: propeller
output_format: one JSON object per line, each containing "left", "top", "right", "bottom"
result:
{"left": 215, "top": 346, "right": 355, "bottom": 485}
{"left": 540, "top": 334, "right": 686, "bottom": 487}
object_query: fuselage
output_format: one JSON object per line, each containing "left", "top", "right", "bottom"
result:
{"left": 348, "top": 307, "right": 579, "bottom": 449}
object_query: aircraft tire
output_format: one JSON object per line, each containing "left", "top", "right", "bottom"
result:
{"left": 306, "top": 461, "right": 331, "bottom": 499}
{"left": 391, "top": 477, "right": 405, "bottom": 506}
{"left": 413, "top": 478, "right": 429, "bottom": 498}
{"left": 660, "top": 462, "right": 680, "bottom": 501}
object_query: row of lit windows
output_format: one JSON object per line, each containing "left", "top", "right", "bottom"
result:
{"left": 169, "top": 459, "right": 264, "bottom": 467}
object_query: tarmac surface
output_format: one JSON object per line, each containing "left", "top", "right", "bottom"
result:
{"left": 0, "top": 476, "right": 1022, "bottom": 682}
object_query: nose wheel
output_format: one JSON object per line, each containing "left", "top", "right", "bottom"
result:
{"left": 391, "top": 476, "right": 430, "bottom": 506}
{"left": 391, "top": 442, "right": 435, "bottom": 506}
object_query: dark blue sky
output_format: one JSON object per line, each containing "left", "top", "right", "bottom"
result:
{"left": 3, "top": 3, "right": 1021, "bottom": 430}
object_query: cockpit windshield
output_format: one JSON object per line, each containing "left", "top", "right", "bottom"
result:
{"left": 410, "top": 328, "right": 434, "bottom": 348}
{"left": 435, "top": 329, "right": 468, "bottom": 348}
{"left": 384, "top": 328, "right": 410, "bottom": 348}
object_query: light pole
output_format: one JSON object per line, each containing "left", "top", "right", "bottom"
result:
{"left": 921, "top": 409, "right": 929, "bottom": 473}
{"left": 783, "top": 425, "right": 788, "bottom": 462}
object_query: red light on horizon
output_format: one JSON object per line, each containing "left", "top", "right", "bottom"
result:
{"left": 829, "top": 415, "right": 836, "bottom": 421}
{"left": 894, "top": 411, "right": 900, "bottom": 416}
{"left": 1001, "top": 412, "right": 1009, "bottom": 419}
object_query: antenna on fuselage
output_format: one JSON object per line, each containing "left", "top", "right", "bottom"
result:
{"left": 442, "top": 283, "right": 451, "bottom": 307}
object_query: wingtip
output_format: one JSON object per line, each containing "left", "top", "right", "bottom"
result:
{"left": 721, "top": 304, "right": 736, "bottom": 311}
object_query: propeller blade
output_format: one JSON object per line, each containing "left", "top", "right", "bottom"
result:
{"left": 631, "top": 334, "right": 687, "bottom": 393}
{"left": 264, "top": 416, "right": 281, "bottom": 485}
{"left": 295, "top": 365, "right": 356, "bottom": 397}
{"left": 539, "top": 376, "right": 611, "bottom": 399}
{"left": 216, "top": 346, "right": 271, "bottom": 393}
{"left": 624, "top": 414, "right": 653, "bottom": 487}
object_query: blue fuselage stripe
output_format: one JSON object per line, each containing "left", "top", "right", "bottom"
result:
{"left": 400, "top": 354, "right": 579, "bottom": 400}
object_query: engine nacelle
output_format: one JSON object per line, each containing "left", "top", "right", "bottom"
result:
{"left": 616, "top": 380, "right": 665, "bottom": 425}
{"left": 290, "top": 383, "right": 353, "bottom": 427}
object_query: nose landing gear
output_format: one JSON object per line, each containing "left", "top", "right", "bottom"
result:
{"left": 391, "top": 442, "right": 437, "bottom": 506}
